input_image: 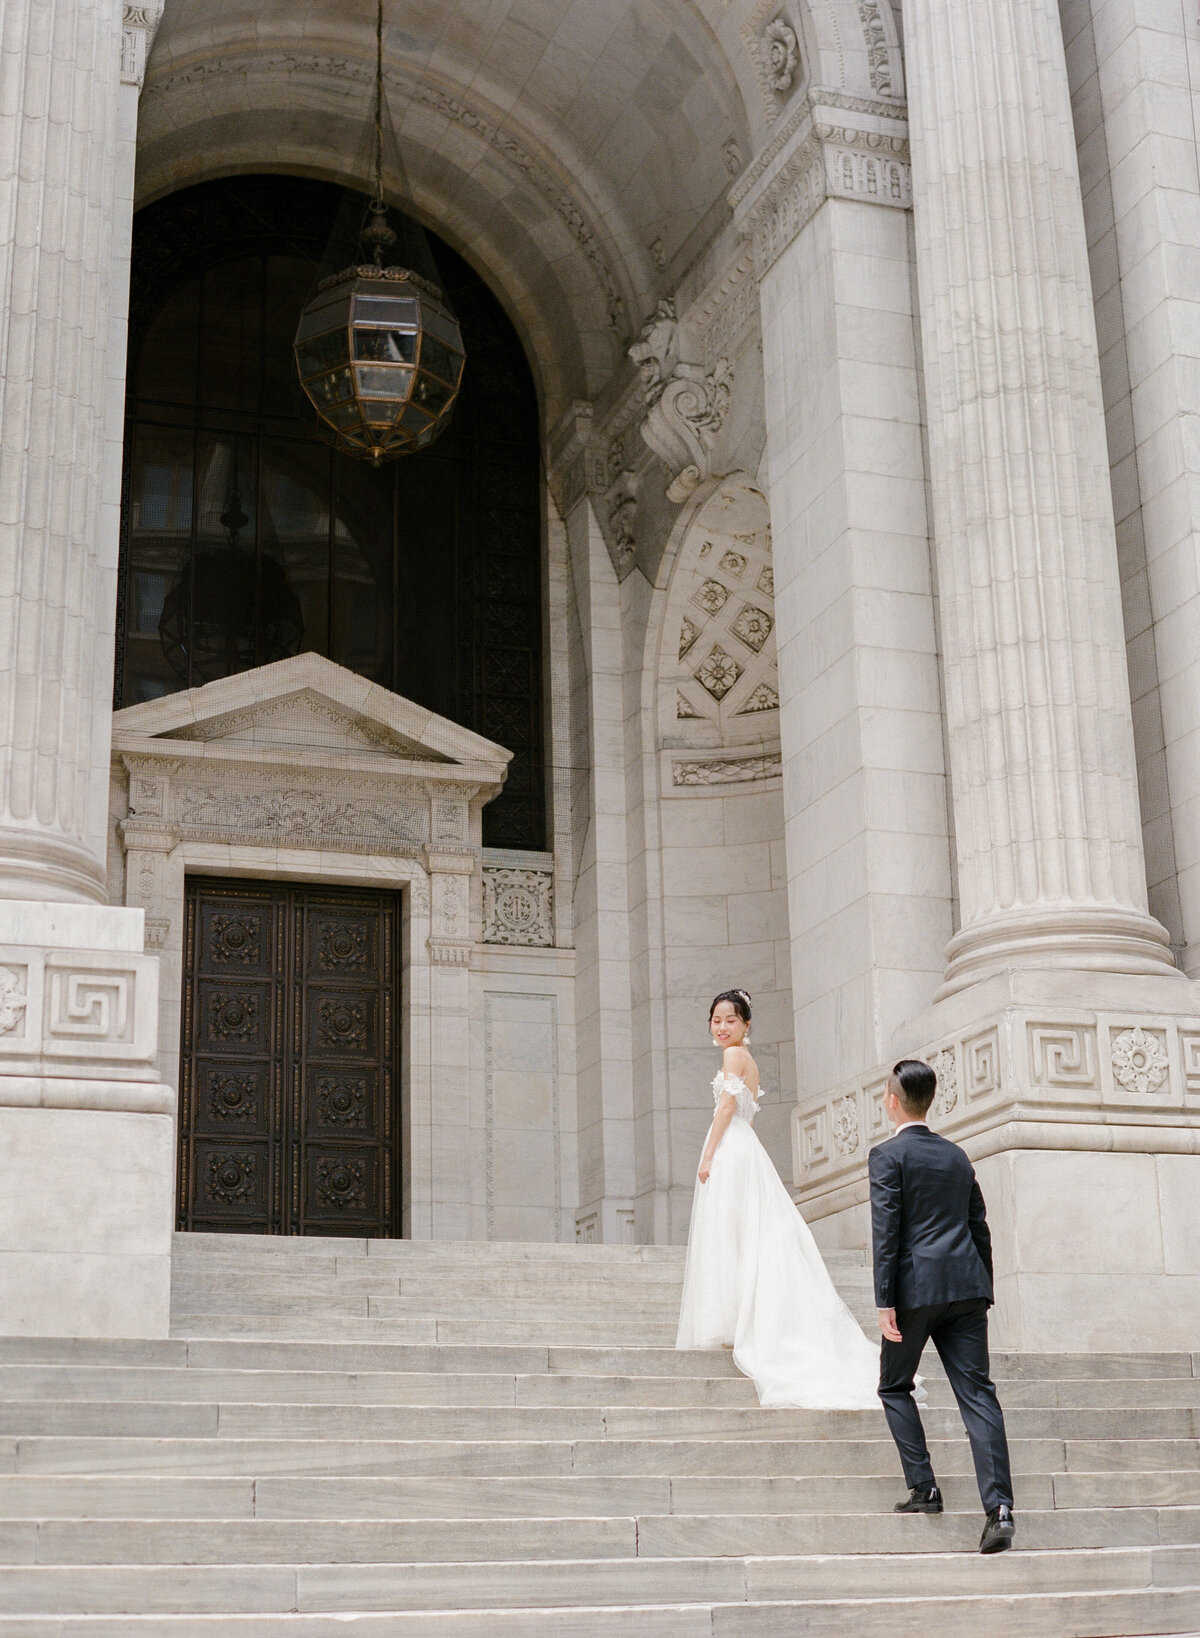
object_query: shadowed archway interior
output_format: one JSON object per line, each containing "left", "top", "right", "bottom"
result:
{"left": 116, "top": 174, "right": 544, "bottom": 849}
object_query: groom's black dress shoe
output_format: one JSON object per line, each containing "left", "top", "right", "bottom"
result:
{"left": 979, "top": 1504, "right": 1016, "bottom": 1553}
{"left": 894, "top": 1483, "right": 943, "bottom": 1513}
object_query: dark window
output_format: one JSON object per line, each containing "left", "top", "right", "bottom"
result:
{"left": 116, "top": 176, "right": 544, "bottom": 849}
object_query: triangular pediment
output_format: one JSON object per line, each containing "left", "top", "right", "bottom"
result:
{"left": 112, "top": 653, "right": 511, "bottom": 772}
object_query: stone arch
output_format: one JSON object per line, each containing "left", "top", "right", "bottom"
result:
{"left": 655, "top": 478, "right": 778, "bottom": 778}
{"left": 134, "top": 2, "right": 759, "bottom": 420}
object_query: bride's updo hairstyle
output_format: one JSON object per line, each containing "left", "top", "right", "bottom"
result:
{"left": 708, "top": 989, "right": 752, "bottom": 1026}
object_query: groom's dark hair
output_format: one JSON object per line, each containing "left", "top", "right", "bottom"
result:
{"left": 891, "top": 1058, "right": 937, "bottom": 1115}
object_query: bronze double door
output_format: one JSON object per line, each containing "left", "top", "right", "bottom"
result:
{"left": 178, "top": 878, "right": 401, "bottom": 1236}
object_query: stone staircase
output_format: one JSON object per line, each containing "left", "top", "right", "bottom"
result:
{"left": 0, "top": 1231, "right": 1198, "bottom": 1634}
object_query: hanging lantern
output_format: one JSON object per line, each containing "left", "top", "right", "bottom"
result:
{"left": 294, "top": 257, "right": 464, "bottom": 462}
{"left": 292, "top": 0, "right": 465, "bottom": 464}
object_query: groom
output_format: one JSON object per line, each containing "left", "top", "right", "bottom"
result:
{"left": 869, "top": 1058, "right": 1016, "bottom": 1554}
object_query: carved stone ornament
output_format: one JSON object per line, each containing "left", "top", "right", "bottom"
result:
{"left": 931, "top": 1047, "right": 958, "bottom": 1116}
{"left": 628, "top": 301, "right": 734, "bottom": 503}
{"left": 764, "top": 17, "right": 800, "bottom": 92}
{"left": 672, "top": 752, "right": 782, "bottom": 787}
{"left": 121, "top": 2, "right": 164, "bottom": 88}
{"left": 0, "top": 966, "right": 28, "bottom": 1035}
{"left": 832, "top": 1094, "right": 860, "bottom": 1156}
{"left": 1111, "top": 1027, "right": 1170, "bottom": 1095}
{"left": 742, "top": 2, "right": 804, "bottom": 116}
{"left": 482, "top": 868, "right": 554, "bottom": 947}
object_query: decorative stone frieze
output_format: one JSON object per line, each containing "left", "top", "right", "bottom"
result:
{"left": 482, "top": 869, "right": 554, "bottom": 947}
{"left": 793, "top": 989, "right": 1200, "bottom": 1218}
{"left": 672, "top": 752, "right": 782, "bottom": 788}
{"left": 628, "top": 300, "right": 734, "bottom": 502}
{"left": 732, "top": 101, "right": 912, "bottom": 277}
{"left": 0, "top": 944, "right": 160, "bottom": 1079}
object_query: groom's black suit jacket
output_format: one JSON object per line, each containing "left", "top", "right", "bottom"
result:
{"left": 869, "top": 1124, "right": 993, "bottom": 1311}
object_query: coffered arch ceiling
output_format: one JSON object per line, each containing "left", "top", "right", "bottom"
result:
{"left": 135, "top": 0, "right": 900, "bottom": 418}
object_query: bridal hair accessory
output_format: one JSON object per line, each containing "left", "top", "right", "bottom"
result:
{"left": 735, "top": 990, "right": 752, "bottom": 1005}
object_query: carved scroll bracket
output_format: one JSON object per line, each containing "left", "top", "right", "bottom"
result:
{"left": 628, "top": 300, "right": 734, "bottom": 503}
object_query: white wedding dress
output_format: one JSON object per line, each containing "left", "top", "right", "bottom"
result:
{"left": 675, "top": 1068, "right": 882, "bottom": 1409}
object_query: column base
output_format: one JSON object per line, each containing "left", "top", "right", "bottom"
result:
{"left": 940, "top": 905, "right": 1176, "bottom": 997}
{"left": 0, "top": 902, "right": 174, "bottom": 1339}
{"left": 795, "top": 966, "right": 1200, "bottom": 1351}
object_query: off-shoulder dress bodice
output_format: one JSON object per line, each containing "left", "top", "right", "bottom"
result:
{"left": 712, "top": 1069, "right": 760, "bottom": 1123}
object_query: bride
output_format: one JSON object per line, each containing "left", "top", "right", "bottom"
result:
{"left": 675, "top": 988, "right": 882, "bottom": 1409}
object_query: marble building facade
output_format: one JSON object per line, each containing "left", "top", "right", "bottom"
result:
{"left": 2, "top": 0, "right": 1200, "bottom": 1351}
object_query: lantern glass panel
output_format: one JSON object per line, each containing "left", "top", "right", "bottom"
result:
{"left": 363, "top": 402, "right": 400, "bottom": 426}
{"left": 400, "top": 402, "right": 432, "bottom": 433}
{"left": 310, "top": 366, "right": 355, "bottom": 406}
{"left": 355, "top": 364, "right": 414, "bottom": 398}
{"left": 323, "top": 401, "right": 364, "bottom": 430}
{"left": 419, "top": 334, "right": 462, "bottom": 385}
{"left": 353, "top": 296, "right": 419, "bottom": 326}
{"left": 296, "top": 330, "right": 348, "bottom": 377}
{"left": 413, "top": 372, "right": 454, "bottom": 415}
{"left": 295, "top": 293, "right": 350, "bottom": 342}
{"left": 353, "top": 329, "right": 417, "bottom": 364}
{"left": 420, "top": 306, "right": 463, "bottom": 348}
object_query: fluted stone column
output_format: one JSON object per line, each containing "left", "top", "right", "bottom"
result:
{"left": 903, "top": 0, "right": 1175, "bottom": 993}
{"left": 0, "top": 0, "right": 172, "bottom": 1337}
{"left": 1, "top": 0, "right": 140, "bottom": 900}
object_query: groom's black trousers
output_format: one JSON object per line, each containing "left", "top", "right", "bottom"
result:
{"left": 878, "top": 1297, "right": 1013, "bottom": 1513}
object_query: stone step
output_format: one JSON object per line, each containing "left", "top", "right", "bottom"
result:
{"left": 6, "top": 1398, "right": 1199, "bottom": 1442}
{"left": 5, "top": 1363, "right": 1199, "bottom": 1412}
{"left": 4, "top": 1502, "right": 1199, "bottom": 1566}
{"left": 1, "top": 1334, "right": 1193, "bottom": 1381}
{"left": 1, "top": 1543, "right": 1196, "bottom": 1615}
{"left": 169, "top": 1316, "right": 686, "bottom": 1346}
{"left": 7, "top": 1362, "right": 1198, "bottom": 1415}
{"left": 0, "top": 1366, "right": 757, "bottom": 1408}
{"left": 171, "top": 1289, "right": 690, "bottom": 1321}
{"left": 3, "top": 1466, "right": 1196, "bottom": 1520}
{"left": 0, "top": 1587, "right": 1196, "bottom": 1638}
{"left": 169, "top": 1272, "right": 695, "bottom": 1303}
{"left": 171, "top": 1258, "right": 695, "bottom": 1288}
{"left": 171, "top": 1234, "right": 694, "bottom": 1265}
{"left": 8, "top": 1434, "right": 1192, "bottom": 1479}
